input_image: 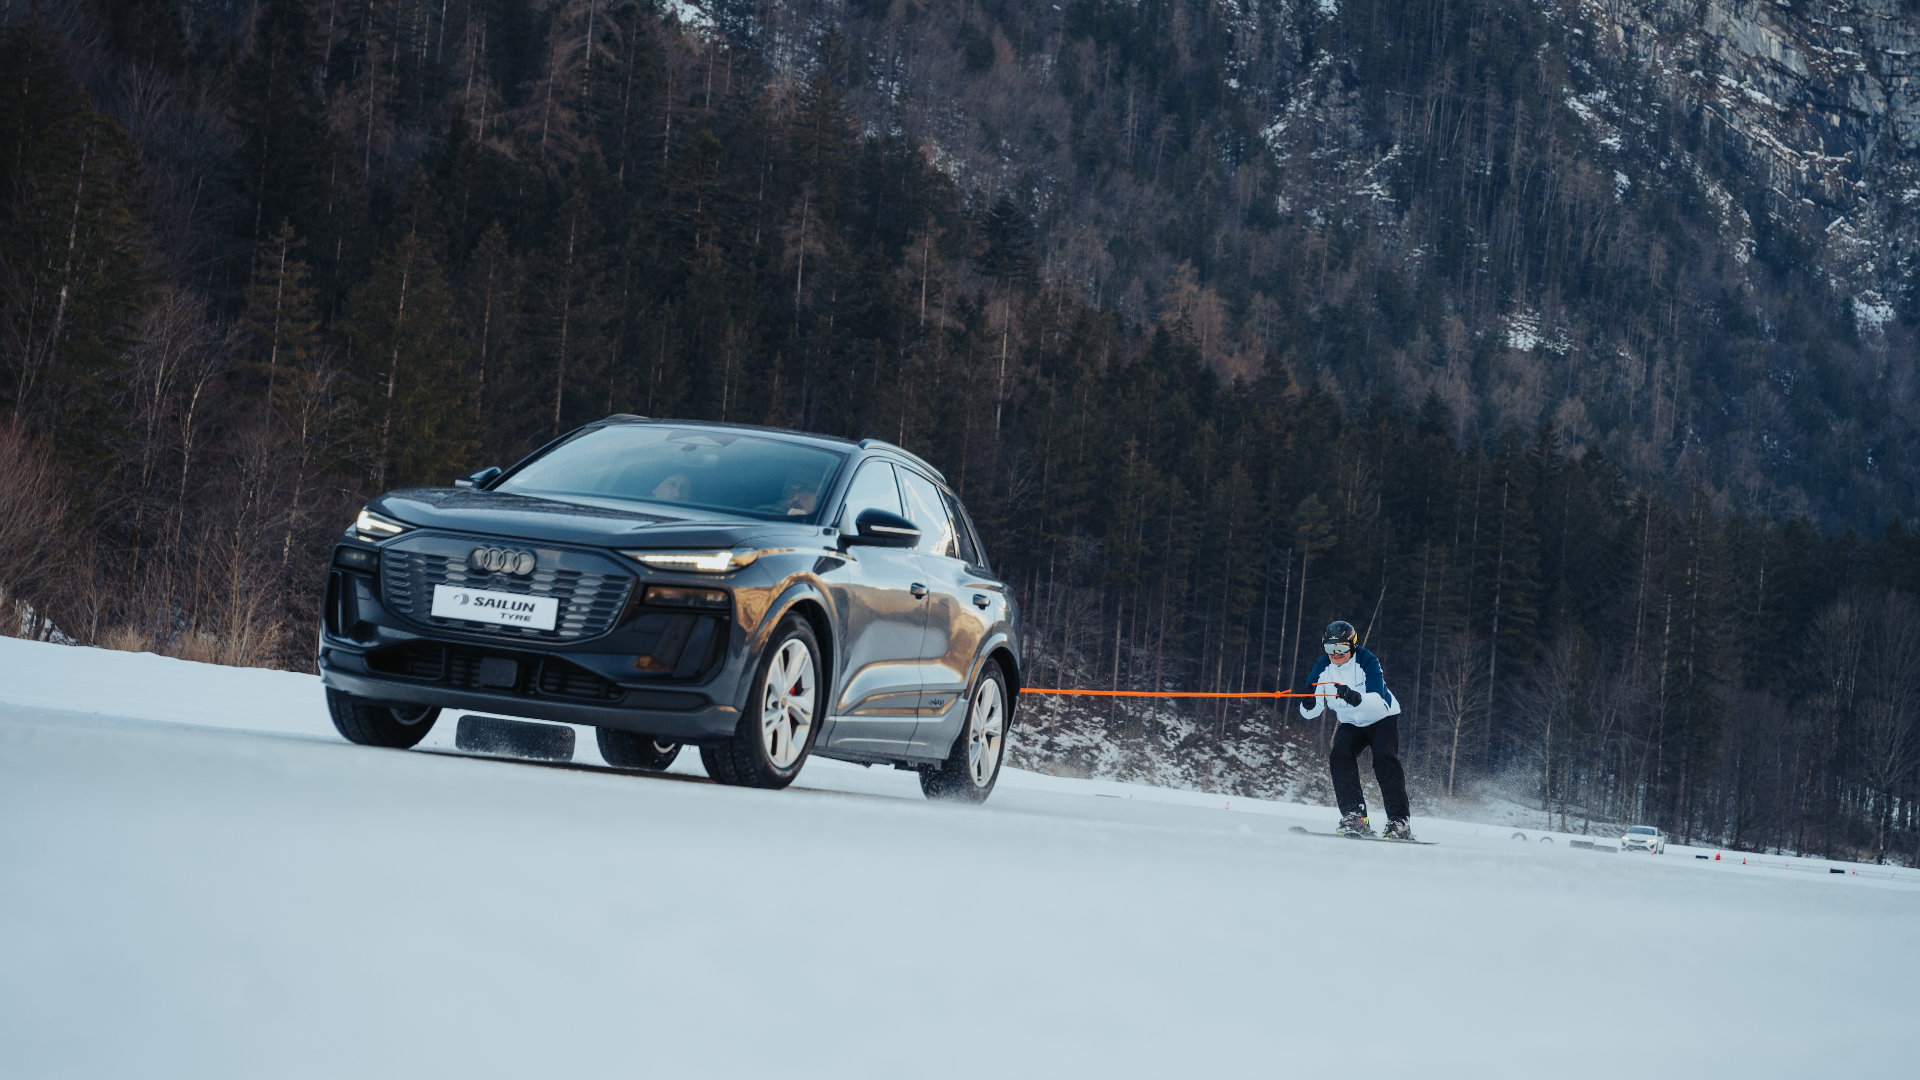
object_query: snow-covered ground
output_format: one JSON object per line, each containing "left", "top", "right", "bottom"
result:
{"left": 2, "top": 638, "right": 1915, "bottom": 1078}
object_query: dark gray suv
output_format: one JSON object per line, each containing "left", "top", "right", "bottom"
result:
{"left": 317, "top": 417, "right": 1020, "bottom": 801}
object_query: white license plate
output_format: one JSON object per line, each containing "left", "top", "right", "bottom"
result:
{"left": 430, "top": 585, "right": 559, "bottom": 630}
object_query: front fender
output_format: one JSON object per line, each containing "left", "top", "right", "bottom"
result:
{"left": 737, "top": 575, "right": 840, "bottom": 715}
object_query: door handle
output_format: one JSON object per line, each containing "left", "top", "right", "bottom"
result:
{"left": 972, "top": 593, "right": 991, "bottom": 609}
{"left": 911, "top": 583, "right": 929, "bottom": 599}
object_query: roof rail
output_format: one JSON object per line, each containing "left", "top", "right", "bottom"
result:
{"left": 858, "top": 438, "right": 946, "bottom": 483}
{"left": 597, "top": 413, "right": 650, "bottom": 423}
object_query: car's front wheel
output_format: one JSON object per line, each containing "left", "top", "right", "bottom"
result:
{"left": 920, "top": 664, "right": 1009, "bottom": 803}
{"left": 701, "top": 615, "right": 821, "bottom": 789}
{"left": 597, "top": 728, "right": 682, "bottom": 771}
{"left": 326, "top": 688, "right": 439, "bottom": 748}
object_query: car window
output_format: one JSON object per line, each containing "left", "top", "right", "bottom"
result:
{"left": 963, "top": 511, "right": 992, "bottom": 572}
{"left": 897, "top": 469, "right": 958, "bottom": 558}
{"left": 839, "top": 460, "right": 902, "bottom": 531}
{"left": 942, "top": 490, "right": 981, "bottom": 566}
{"left": 496, "top": 425, "right": 846, "bottom": 522}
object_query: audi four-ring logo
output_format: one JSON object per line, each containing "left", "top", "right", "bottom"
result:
{"left": 469, "top": 546, "right": 536, "bottom": 575}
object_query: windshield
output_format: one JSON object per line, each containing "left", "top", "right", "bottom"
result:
{"left": 497, "top": 425, "right": 847, "bottom": 522}
{"left": 1628, "top": 827, "right": 1658, "bottom": 835}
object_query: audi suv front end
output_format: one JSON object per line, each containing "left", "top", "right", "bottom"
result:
{"left": 318, "top": 417, "right": 1021, "bottom": 800}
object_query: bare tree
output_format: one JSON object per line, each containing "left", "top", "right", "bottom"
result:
{"left": 1800, "top": 599, "right": 1866, "bottom": 856}
{"left": 1720, "top": 689, "right": 1793, "bottom": 852}
{"left": 0, "top": 422, "right": 70, "bottom": 636}
{"left": 1429, "top": 633, "right": 1486, "bottom": 798}
{"left": 1856, "top": 593, "right": 1920, "bottom": 863}
{"left": 1583, "top": 653, "right": 1646, "bottom": 832}
{"left": 1511, "top": 630, "right": 1584, "bottom": 827}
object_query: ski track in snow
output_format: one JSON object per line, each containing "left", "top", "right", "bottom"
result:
{"left": 1, "top": 637, "right": 1915, "bottom": 1078}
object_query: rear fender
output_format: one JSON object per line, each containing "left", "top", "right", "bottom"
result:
{"left": 968, "top": 631, "right": 1021, "bottom": 702}
{"left": 921, "top": 630, "right": 1020, "bottom": 758}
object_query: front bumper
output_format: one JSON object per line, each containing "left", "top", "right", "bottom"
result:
{"left": 319, "top": 648, "right": 743, "bottom": 741}
{"left": 319, "top": 532, "right": 758, "bottom": 743}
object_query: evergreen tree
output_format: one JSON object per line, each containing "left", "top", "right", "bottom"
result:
{"left": 0, "top": 24, "right": 152, "bottom": 471}
{"left": 232, "top": 221, "right": 323, "bottom": 413}
{"left": 980, "top": 193, "right": 1035, "bottom": 285}
{"left": 231, "top": 0, "right": 334, "bottom": 248}
{"left": 340, "top": 232, "right": 478, "bottom": 489}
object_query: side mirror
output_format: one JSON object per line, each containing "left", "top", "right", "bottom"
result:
{"left": 844, "top": 508, "right": 920, "bottom": 549}
{"left": 455, "top": 466, "right": 502, "bottom": 490}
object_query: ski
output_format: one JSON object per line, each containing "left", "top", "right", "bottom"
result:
{"left": 1288, "top": 825, "right": 1435, "bottom": 845}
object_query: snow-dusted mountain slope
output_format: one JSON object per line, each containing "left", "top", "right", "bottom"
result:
{"left": 1554, "top": 0, "right": 1920, "bottom": 327}
{"left": 1, "top": 637, "right": 1914, "bottom": 1078}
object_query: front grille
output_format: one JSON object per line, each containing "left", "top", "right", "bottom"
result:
{"left": 367, "top": 643, "right": 617, "bottom": 701}
{"left": 381, "top": 546, "right": 634, "bottom": 641}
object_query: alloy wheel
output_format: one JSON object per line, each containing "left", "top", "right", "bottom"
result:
{"left": 759, "top": 638, "right": 816, "bottom": 770}
{"left": 966, "top": 678, "right": 1005, "bottom": 787}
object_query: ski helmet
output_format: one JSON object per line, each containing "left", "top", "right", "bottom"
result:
{"left": 1323, "top": 620, "right": 1358, "bottom": 653}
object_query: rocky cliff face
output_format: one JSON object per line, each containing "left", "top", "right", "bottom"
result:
{"left": 710, "top": 0, "right": 1916, "bottom": 519}
{"left": 1235, "top": 0, "right": 1919, "bottom": 513}
{"left": 751, "top": 0, "right": 1918, "bottom": 336}
{"left": 1566, "top": 0, "right": 1918, "bottom": 332}
{"left": 1269, "top": 0, "right": 1919, "bottom": 331}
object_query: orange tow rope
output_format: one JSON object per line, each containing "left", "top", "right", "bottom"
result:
{"left": 1023, "top": 683, "right": 1341, "bottom": 700}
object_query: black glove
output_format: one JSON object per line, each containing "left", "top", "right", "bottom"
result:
{"left": 1335, "top": 684, "right": 1363, "bottom": 708}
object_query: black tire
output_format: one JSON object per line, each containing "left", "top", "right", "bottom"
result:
{"left": 700, "top": 615, "right": 822, "bottom": 789}
{"left": 326, "top": 688, "right": 439, "bottom": 748}
{"left": 597, "top": 727, "right": 682, "bottom": 770}
{"left": 920, "top": 663, "right": 1010, "bottom": 803}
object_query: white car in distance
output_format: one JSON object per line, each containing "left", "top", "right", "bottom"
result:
{"left": 1621, "top": 825, "right": 1666, "bottom": 853}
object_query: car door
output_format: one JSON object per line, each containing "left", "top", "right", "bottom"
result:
{"left": 894, "top": 469, "right": 994, "bottom": 759}
{"left": 814, "top": 460, "right": 929, "bottom": 755}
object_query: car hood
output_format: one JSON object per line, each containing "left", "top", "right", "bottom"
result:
{"left": 370, "top": 488, "right": 817, "bottom": 549}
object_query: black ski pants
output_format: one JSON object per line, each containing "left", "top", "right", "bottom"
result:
{"left": 1329, "top": 717, "right": 1411, "bottom": 822}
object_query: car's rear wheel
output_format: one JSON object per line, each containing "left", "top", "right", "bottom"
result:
{"left": 326, "top": 688, "right": 439, "bottom": 748}
{"left": 700, "top": 615, "right": 820, "bottom": 789}
{"left": 920, "top": 664, "right": 1008, "bottom": 803}
{"left": 596, "top": 728, "right": 682, "bottom": 771}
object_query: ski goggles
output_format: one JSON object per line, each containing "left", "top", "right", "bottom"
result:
{"left": 1323, "top": 642, "right": 1353, "bottom": 656}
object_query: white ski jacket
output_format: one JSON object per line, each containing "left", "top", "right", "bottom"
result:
{"left": 1297, "top": 646, "right": 1400, "bottom": 728}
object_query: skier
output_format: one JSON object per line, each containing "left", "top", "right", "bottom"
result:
{"left": 1297, "top": 620, "right": 1413, "bottom": 840}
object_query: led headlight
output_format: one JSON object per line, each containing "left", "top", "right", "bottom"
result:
{"left": 354, "top": 508, "right": 411, "bottom": 541}
{"left": 622, "top": 549, "right": 762, "bottom": 573}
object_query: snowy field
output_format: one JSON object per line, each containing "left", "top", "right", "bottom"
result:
{"left": 2, "top": 638, "right": 1916, "bottom": 1079}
